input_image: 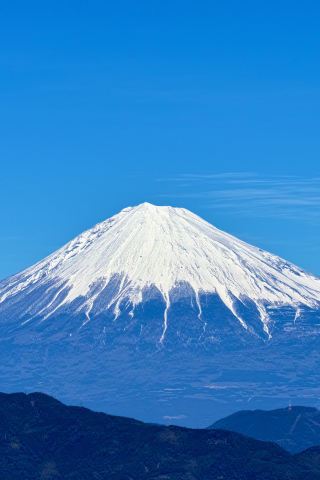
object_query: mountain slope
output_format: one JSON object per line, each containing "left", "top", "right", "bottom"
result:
{"left": 1, "top": 391, "right": 320, "bottom": 480}
{"left": 209, "top": 406, "right": 320, "bottom": 453}
{"left": 1, "top": 203, "right": 320, "bottom": 342}
{"left": 0, "top": 203, "right": 320, "bottom": 427}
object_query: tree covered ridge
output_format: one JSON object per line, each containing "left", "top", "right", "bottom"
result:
{"left": 209, "top": 406, "right": 320, "bottom": 454}
{"left": 0, "top": 391, "right": 320, "bottom": 479}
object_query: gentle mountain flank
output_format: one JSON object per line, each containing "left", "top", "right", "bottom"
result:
{"left": 209, "top": 406, "right": 320, "bottom": 453}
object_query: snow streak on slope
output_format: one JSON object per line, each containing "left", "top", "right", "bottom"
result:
{"left": 1, "top": 203, "right": 320, "bottom": 339}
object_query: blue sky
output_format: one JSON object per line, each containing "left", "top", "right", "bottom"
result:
{"left": 1, "top": 1, "right": 320, "bottom": 279}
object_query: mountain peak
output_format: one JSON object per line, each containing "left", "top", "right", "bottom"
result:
{"left": 1, "top": 204, "right": 320, "bottom": 342}
{"left": 121, "top": 202, "right": 184, "bottom": 215}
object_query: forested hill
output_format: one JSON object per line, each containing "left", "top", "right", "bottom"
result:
{"left": 1, "top": 392, "right": 320, "bottom": 479}
{"left": 209, "top": 406, "right": 320, "bottom": 453}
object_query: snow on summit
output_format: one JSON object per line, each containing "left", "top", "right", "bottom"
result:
{"left": 1, "top": 202, "right": 320, "bottom": 337}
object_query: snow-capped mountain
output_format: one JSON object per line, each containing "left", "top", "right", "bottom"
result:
{"left": 1, "top": 202, "right": 319, "bottom": 341}
{"left": 1, "top": 203, "right": 320, "bottom": 427}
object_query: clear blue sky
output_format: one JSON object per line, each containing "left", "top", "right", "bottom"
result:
{"left": 1, "top": 1, "right": 320, "bottom": 279}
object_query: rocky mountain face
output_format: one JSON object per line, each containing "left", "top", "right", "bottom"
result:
{"left": 1, "top": 391, "right": 320, "bottom": 480}
{"left": 0, "top": 203, "right": 320, "bottom": 427}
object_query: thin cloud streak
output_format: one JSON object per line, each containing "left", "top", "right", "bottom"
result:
{"left": 156, "top": 173, "right": 320, "bottom": 221}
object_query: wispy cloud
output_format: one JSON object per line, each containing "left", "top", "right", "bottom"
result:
{"left": 163, "top": 415, "right": 187, "bottom": 420}
{"left": 156, "top": 173, "right": 320, "bottom": 221}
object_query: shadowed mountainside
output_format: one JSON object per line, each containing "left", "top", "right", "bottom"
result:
{"left": 1, "top": 392, "right": 320, "bottom": 479}
{"left": 209, "top": 406, "right": 320, "bottom": 453}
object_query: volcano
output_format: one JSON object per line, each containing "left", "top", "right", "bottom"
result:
{"left": 1, "top": 203, "right": 320, "bottom": 427}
